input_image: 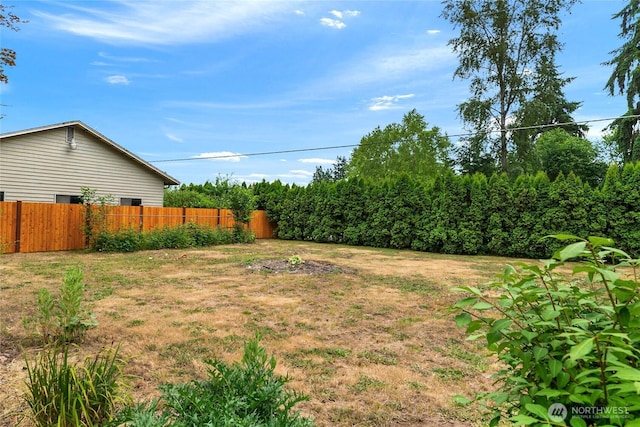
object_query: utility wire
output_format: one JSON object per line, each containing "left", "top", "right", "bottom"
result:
{"left": 150, "top": 114, "right": 640, "bottom": 163}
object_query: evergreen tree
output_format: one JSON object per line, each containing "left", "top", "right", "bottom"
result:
{"left": 604, "top": 0, "right": 640, "bottom": 162}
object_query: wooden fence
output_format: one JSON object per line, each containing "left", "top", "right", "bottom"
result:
{"left": 0, "top": 201, "right": 276, "bottom": 254}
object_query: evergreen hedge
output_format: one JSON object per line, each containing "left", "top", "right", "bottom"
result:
{"left": 255, "top": 163, "right": 640, "bottom": 259}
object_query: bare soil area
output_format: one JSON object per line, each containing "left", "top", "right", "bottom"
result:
{"left": 0, "top": 240, "right": 519, "bottom": 426}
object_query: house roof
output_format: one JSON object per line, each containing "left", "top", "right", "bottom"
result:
{"left": 0, "top": 120, "right": 180, "bottom": 186}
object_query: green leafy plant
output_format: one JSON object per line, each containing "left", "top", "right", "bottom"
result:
{"left": 288, "top": 255, "right": 305, "bottom": 266}
{"left": 452, "top": 235, "right": 640, "bottom": 426}
{"left": 81, "top": 187, "right": 116, "bottom": 249}
{"left": 24, "top": 267, "right": 97, "bottom": 344}
{"left": 112, "top": 334, "right": 314, "bottom": 427}
{"left": 24, "top": 344, "right": 127, "bottom": 427}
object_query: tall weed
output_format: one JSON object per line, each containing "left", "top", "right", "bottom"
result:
{"left": 24, "top": 345, "right": 127, "bottom": 427}
{"left": 24, "top": 267, "right": 97, "bottom": 345}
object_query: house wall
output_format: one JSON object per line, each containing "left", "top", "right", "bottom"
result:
{"left": 0, "top": 127, "right": 167, "bottom": 206}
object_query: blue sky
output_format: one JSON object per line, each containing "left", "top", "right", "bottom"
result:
{"left": 0, "top": 0, "right": 629, "bottom": 186}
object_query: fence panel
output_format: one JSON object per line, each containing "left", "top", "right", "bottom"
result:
{"left": 185, "top": 208, "right": 220, "bottom": 228}
{"left": 19, "top": 202, "right": 85, "bottom": 253}
{"left": 0, "top": 202, "right": 275, "bottom": 253}
{"left": 105, "top": 205, "right": 141, "bottom": 232}
{"left": 0, "top": 201, "right": 17, "bottom": 253}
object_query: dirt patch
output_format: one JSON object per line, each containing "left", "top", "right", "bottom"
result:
{"left": 246, "top": 258, "right": 355, "bottom": 274}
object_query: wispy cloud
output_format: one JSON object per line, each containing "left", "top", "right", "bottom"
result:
{"left": 34, "top": 1, "right": 297, "bottom": 45}
{"left": 105, "top": 75, "right": 130, "bottom": 84}
{"left": 309, "top": 45, "right": 455, "bottom": 94}
{"left": 426, "top": 29, "right": 441, "bottom": 35}
{"left": 193, "top": 151, "right": 246, "bottom": 162}
{"left": 298, "top": 158, "right": 336, "bottom": 164}
{"left": 98, "top": 52, "right": 153, "bottom": 63}
{"left": 369, "top": 94, "right": 415, "bottom": 111}
{"left": 281, "top": 170, "right": 314, "bottom": 178}
{"left": 294, "top": 9, "right": 305, "bottom": 16}
{"left": 166, "top": 133, "right": 184, "bottom": 143}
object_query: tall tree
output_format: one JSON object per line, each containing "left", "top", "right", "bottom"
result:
{"left": 312, "top": 156, "right": 348, "bottom": 184}
{"left": 441, "top": 0, "right": 577, "bottom": 172}
{"left": 604, "top": 0, "right": 640, "bottom": 163}
{"left": 347, "top": 109, "right": 451, "bottom": 181}
{"left": 509, "top": 54, "right": 587, "bottom": 174}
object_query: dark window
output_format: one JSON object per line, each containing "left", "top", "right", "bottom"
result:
{"left": 0, "top": 191, "right": 4, "bottom": 201}
{"left": 120, "top": 197, "right": 142, "bottom": 206}
{"left": 66, "top": 126, "right": 75, "bottom": 143}
{"left": 56, "top": 195, "right": 82, "bottom": 204}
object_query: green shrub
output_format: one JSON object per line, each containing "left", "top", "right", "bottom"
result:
{"left": 452, "top": 235, "right": 640, "bottom": 426}
{"left": 95, "top": 228, "right": 144, "bottom": 252}
{"left": 93, "top": 223, "right": 251, "bottom": 253}
{"left": 112, "top": 335, "right": 313, "bottom": 427}
{"left": 24, "top": 345, "right": 127, "bottom": 427}
{"left": 24, "top": 267, "right": 97, "bottom": 345}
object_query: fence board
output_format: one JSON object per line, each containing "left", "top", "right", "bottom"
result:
{"left": 0, "top": 202, "right": 17, "bottom": 253}
{"left": 0, "top": 201, "right": 275, "bottom": 253}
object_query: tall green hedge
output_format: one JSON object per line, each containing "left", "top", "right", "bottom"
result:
{"left": 254, "top": 163, "right": 640, "bottom": 259}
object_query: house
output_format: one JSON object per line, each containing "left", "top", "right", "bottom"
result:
{"left": 0, "top": 120, "right": 179, "bottom": 206}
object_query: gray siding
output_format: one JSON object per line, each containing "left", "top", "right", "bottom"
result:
{"left": 0, "top": 127, "right": 166, "bottom": 206}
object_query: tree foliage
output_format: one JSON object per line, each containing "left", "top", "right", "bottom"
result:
{"left": 312, "top": 156, "right": 348, "bottom": 184}
{"left": 442, "top": 0, "right": 578, "bottom": 172}
{"left": 604, "top": 0, "right": 640, "bottom": 163}
{"left": 347, "top": 109, "right": 451, "bottom": 181}
{"left": 535, "top": 129, "right": 608, "bottom": 187}
{"left": 0, "top": 4, "right": 25, "bottom": 85}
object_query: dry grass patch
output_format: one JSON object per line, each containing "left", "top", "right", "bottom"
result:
{"left": 0, "top": 240, "right": 520, "bottom": 426}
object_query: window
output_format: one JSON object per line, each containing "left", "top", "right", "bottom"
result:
{"left": 0, "top": 191, "right": 4, "bottom": 202}
{"left": 66, "top": 126, "right": 75, "bottom": 143}
{"left": 120, "top": 197, "right": 142, "bottom": 206}
{"left": 56, "top": 195, "right": 82, "bottom": 204}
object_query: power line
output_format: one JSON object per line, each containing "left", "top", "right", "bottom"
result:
{"left": 150, "top": 114, "right": 640, "bottom": 164}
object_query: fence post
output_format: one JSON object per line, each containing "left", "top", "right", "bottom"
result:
{"left": 14, "top": 200, "right": 22, "bottom": 253}
{"left": 182, "top": 206, "right": 186, "bottom": 224}
{"left": 139, "top": 205, "right": 144, "bottom": 233}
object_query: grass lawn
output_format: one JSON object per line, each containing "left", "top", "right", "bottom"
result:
{"left": 0, "top": 239, "right": 518, "bottom": 426}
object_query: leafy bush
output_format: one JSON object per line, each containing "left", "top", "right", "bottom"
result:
{"left": 24, "top": 267, "right": 97, "bottom": 344}
{"left": 24, "top": 344, "right": 127, "bottom": 427}
{"left": 95, "top": 228, "right": 144, "bottom": 252}
{"left": 112, "top": 335, "right": 313, "bottom": 427}
{"left": 93, "top": 223, "right": 253, "bottom": 253}
{"left": 452, "top": 235, "right": 640, "bottom": 426}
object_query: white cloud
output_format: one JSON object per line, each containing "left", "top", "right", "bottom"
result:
{"left": 321, "top": 9, "right": 360, "bottom": 29}
{"left": 298, "top": 158, "right": 336, "bottom": 165}
{"left": 166, "top": 133, "right": 184, "bottom": 143}
{"left": 193, "top": 151, "right": 246, "bottom": 162}
{"left": 34, "top": 1, "right": 297, "bottom": 45}
{"left": 105, "top": 75, "right": 130, "bottom": 85}
{"left": 320, "top": 17, "right": 346, "bottom": 29}
{"left": 426, "top": 29, "right": 441, "bottom": 35}
{"left": 294, "top": 9, "right": 305, "bottom": 16}
{"left": 369, "top": 94, "right": 415, "bottom": 111}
